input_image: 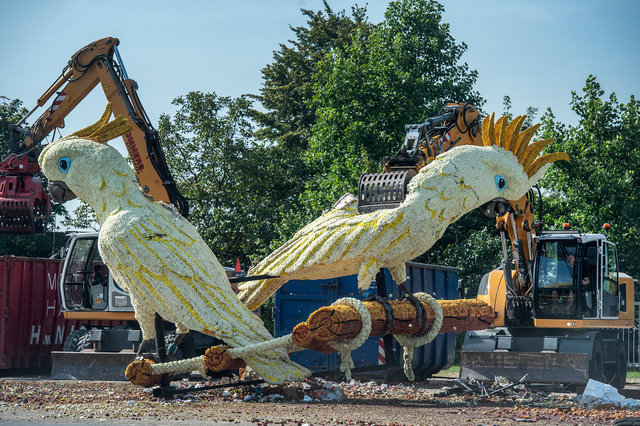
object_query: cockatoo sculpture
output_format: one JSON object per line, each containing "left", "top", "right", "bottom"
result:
{"left": 38, "top": 105, "right": 310, "bottom": 384}
{"left": 239, "top": 114, "right": 568, "bottom": 311}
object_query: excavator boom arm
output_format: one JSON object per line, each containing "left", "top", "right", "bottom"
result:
{"left": 8, "top": 37, "right": 187, "bottom": 217}
{"left": 384, "top": 102, "right": 483, "bottom": 173}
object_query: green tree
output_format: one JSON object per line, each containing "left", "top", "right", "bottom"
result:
{"left": 539, "top": 75, "right": 640, "bottom": 279}
{"left": 63, "top": 202, "right": 98, "bottom": 231}
{"left": 0, "top": 231, "right": 67, "bottom": 258}
{"left": 251, "top": 2, "right": 372, "bottom": 244}
{"left": 501, "top": 95, "right": 538, "bottom": 127}
{"left": 502, "top": 95, "right": 513, "bottom": 119}
{"left": 158, "top": 91, "right": 290, "bottom": 266}
{"left": 254, "top": 0, "right": 491, "bottom": 293}
{"left": 279, "top": 0, "right": 491, "bottom": 291}
{"left": 299, "top": 0, "right": 483, "bottom": 223}
{"left": 252, "top": 1, "right": 371, "bottom": 152}
{"left": 523, "top": 106, "right": 539, "bottom": 129}
{"left": 0, "top": 96, "right": 27, "bottom": 154}
{"left": 419, "top": 211, "right": 502, "bottom": 297}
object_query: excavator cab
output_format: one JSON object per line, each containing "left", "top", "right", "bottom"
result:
{"left": 533, "top": 231, "right": 627, "bottom": 323}
{"left": 463, "top": 228, "right": 633, "bottom": 387}
{"left": 534, "top": 237, "right": 579, "bottom": 316}
{"left": 60, "top": 233, "right": 133, "bottom": 314}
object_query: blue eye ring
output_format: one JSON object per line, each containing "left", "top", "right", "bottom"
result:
{"left": 58, "top": 156, "right": 71, "bottom": 173}
{"left": 495, "top": 175, "right": 506, "bottom": 191}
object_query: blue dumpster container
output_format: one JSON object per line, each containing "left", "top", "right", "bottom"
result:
{"left": 273, "top": 261, "right": 459, "bottom": 381}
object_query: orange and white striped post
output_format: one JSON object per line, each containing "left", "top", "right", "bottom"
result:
{"left": 378, "top": 338, "right": 386, "bottom": 365}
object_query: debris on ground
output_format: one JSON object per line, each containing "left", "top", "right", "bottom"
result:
{"left": 576, "top": 379, "right": 640, "bottom": 408}
{"left": 435, "top": 375, "right": 529, "bottom": 398}
{"left": 2, "top": 377, "right": 640, "bottom": 424}
{"left": 162, "top": 376, "right": 346, "bottom": 403}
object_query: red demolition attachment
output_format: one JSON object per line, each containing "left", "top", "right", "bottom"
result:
{"left": 0, "top": 155, "right": 50, "bottom": 235}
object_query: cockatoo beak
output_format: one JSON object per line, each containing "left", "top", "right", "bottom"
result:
{"left": 48, "top": 181, "right": 77, "bottom": 203}
{"left": 479, "top": 197, "right": 510, "bottom": 218}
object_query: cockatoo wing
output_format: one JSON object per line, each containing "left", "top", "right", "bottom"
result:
{"left": 99, "top": 203, "right": 274, "bottom": 345}
{"left": 238, "top": 197, "right": 407, "bottom": 309}
{"left": 99, "top": 203, "right": 310, "bottom": 384}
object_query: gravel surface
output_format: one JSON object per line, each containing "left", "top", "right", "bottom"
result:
{"left": 1, "top": 376, "right": 639, "bottom": 425}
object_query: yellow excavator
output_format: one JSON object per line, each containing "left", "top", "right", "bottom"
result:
{"left": 461, "top": 199, "right": 634, "bottom": 388}
{"left": 379, "top": 104, "right": 634, "bottom": 388}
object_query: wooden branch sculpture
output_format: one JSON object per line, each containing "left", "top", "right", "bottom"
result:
{"left": 130, "top": 297, "right": 494, "bottom": 385}
{"left": 300, "top": 298, "right": 494, "bottom": 346}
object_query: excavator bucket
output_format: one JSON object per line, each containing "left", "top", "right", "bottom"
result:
{"left": 0, "top": 156, "right": 50, "bottom": 235}
{"left": 460, "top": 351, "right": 589, "bottom": 385}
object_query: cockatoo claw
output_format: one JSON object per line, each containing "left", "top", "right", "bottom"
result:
{"left": 137, "top": 338, "right": 155, "bottom": 358}
{"left": 398, "top": 281, "right": 429, "bottom": 336}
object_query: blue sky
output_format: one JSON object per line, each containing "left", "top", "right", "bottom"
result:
{"left": 1, "top": 0, "right": 638, "bottom": 148}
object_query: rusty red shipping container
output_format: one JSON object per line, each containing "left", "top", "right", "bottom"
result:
{"left": 0, "top": 255, "right": 121, "bottom": 369}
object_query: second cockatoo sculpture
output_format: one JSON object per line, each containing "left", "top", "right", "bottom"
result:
{"left": 38, "top": 105, "right": 310, "bottom": 384}
{"left": 239, "top": 114, "right": 568, "bottom": 311}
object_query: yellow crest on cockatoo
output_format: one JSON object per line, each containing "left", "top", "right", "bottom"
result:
{"left": 480, "top": 113, "right": 568, "bottom": 178}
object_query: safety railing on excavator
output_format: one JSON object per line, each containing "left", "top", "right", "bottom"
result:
{"left": 620, "top": 301, "right": 640, "bottom": 368}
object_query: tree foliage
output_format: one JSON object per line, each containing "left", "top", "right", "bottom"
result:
{"left": 265, "top": 0, "right": 490, "bottom": 291}
{"left": 539, "top": 75, "right": 640, "bottom": 279}
{"left": 0, "top": 96, "right": 27, "bottom": 154}
{"left": 0, "top": 231, "right": 66, "bottom": 258}
{"left": 158, "top": 91, "right": 291, "bottom": 266}
{"left": 252, "top": 1, "right": 371, "bottom": 152}
{"left": 62, "top": 202, "right": 98, "bottom": 231}
{"left": 298, "top": 0, "right": 483, "bottom": 223}
{"left": 251, "top": 2, "right": 372, "bottom": 244}
{"left": 501, "top": 94, "right": 538, "bottom": 128}
{"left": 245, "top": 1, "right": 489, "bottom": 289}
{"left": 418, "top": 211, "right": 501, "bottom": 297}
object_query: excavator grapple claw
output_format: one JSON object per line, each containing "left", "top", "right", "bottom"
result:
{"left": 0, "top": 156, "right": 50, "bottom": 235}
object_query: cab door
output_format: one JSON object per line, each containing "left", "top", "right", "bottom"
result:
{"left": 599, "top": 240, "right": 620, "bottom": 318}
{"left": 60, "top": 235, "right": 99, "bottom": 311}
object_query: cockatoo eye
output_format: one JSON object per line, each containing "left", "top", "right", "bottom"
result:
{"left": 494, "top": 175, "right": 506, "bottom": 191}
{"left": 58, "top": 156, "right": 71, "bottom": 174}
